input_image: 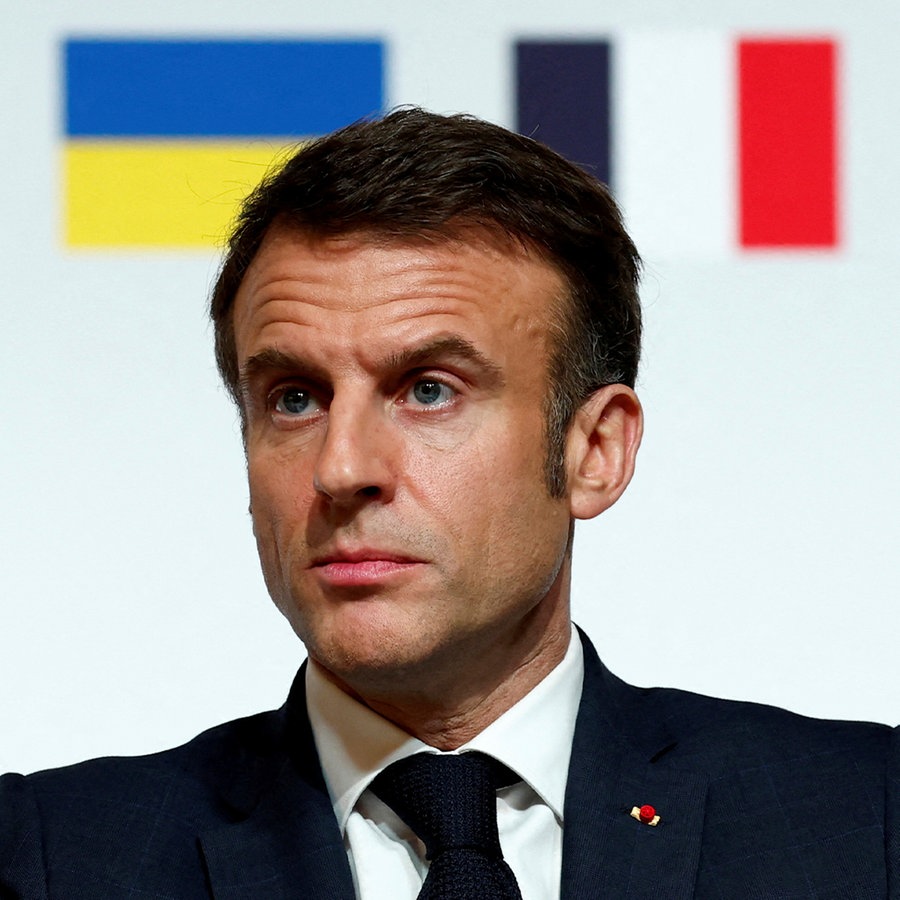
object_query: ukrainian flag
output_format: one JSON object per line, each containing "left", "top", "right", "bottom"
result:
{"left": 63, "top": 39, "right": 384, "bottom": 248}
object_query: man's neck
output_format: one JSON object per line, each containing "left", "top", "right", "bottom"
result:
{"left": 316, "top": 622, "right": 571, "bottom": 750}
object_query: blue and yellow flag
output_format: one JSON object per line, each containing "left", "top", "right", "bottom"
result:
{"left": 63, "top": 38, "right": 384, "bottom": 248}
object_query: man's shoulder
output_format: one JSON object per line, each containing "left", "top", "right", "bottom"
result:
{"left": 593, "top": 666, "right": 897, "bottom": 840}
{"left": 0, "top": 704, "right": 301, "bottom": 898}
{"left": 577, "top": 637, "right": 897, "bottom": 824}
{"left": 575, "top": 650, "right": 899, "bottom": 894}
{"left": 598, "top": 661, "right": 895, "bottom": 776}
{"left": 0, "top": 710, "right": 285, "bottom": 821}
{"left": 580, "top": 635, "right": 895, "bottom": 773}
{"left": 15, "top": 703, "right": 282, "bottom": 791}
{"left": 643, "top": 676, "right": 888, "bottom": 743}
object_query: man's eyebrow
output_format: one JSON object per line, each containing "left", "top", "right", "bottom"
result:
{"left": 238, "top": 348, "right": 326, "bottom": 397}
{"left": 382, "top": 336, "right": 505, "bottom": 386}
{"left": 240, "top": 337, "right": 505, "bottom": 392}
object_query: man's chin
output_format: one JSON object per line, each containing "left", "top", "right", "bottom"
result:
{"left": 304, "top": 626, "right": 460, "bottom": 701}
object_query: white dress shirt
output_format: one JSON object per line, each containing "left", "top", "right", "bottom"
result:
{"left": 305, "top": 629, "right": 585, "bottom": 900}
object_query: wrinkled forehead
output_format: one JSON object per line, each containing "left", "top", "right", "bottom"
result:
{"left": 238, "top": 219, "right": 566, "bottom": 311}
{"left": 256, "top": 214, "right": 558, "bottom": 269}
{"left": 237, "top": 218, "right": 569, "bottom": 308}
{"left": 230, "top": 223, "right": 571, "bottom": 393}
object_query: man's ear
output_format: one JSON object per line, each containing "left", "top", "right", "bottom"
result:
{"left": 565, "top": 384, "right": 643, "bottom": 520}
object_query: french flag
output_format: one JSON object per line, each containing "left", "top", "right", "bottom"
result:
{"left": 516, "top": 34, "right": 839, "bottom": 258}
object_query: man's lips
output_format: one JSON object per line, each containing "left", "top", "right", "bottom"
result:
{"left": 310, "top": 549, "right": 426, "bottom": 586}
{"left": 311, "top": 547, "right": 424, "bottom": 566}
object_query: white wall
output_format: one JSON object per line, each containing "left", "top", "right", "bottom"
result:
{"left": 2, "top": 0, "right": 898, "bottom": 774}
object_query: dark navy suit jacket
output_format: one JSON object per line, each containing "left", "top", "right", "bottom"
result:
{"left": 2, "top": 635, "right": 898, "bottom": 898}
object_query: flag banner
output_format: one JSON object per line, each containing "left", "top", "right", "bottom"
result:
{"left": 63, "top": 39, "right": 384, "bottom": 248}
{"left": 515, "top": 34, "right": 840, "bottom": 257}
{"left": 614, "top": 32, "right": 734, "bottom": 258}
{"left": 738, "top": 39, "right": 838, "bottom": 248}
{"left": 515, "top": 41, "right": 612, "bottom": 186}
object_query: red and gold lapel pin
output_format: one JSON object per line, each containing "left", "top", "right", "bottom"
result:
{"left": 630, "top": 804, "right": 660, "bottom": 826}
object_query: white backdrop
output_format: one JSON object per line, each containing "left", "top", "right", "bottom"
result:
{"left": 2, "top": 0, "right": 898, "bottom": 775}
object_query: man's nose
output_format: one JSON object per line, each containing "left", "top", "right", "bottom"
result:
{"left": 312, "top": 400, "right": 396, "bottom": 505}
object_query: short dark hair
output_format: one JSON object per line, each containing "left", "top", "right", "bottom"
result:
{"left": 210, "top": 107, "right": 641, "bottom": 497}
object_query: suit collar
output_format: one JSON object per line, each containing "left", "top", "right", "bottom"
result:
{"left": 199, "top": 635, "right": 709, "bottom": 899}
{"left": 199, "top": 665, "right": 357, "bottom": 899}
{"left": 561, "top": 631, "right": 708, "bottom": 900}
{"left": 305, "top": 629, "right": 583, "bottom": 830}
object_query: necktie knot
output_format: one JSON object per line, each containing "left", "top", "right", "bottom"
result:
{"left": 370, "top": 751, "right": 524, "bottom": 899}
{"left": 371, "top": 752, "right": 508, "bottom": 859}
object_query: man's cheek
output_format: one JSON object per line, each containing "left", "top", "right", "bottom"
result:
{"left": 400, "top": 404, "right": 486, "bottom": 453}
{"left": 402, "top": 441, "right": 487, "bottom": 517}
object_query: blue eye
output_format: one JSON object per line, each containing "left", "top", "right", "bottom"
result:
{"left": 411, "top": 380, "right": 452, "bottom": 406}
{"left": 276, "top": 388, "right": 314, "bottom": 415}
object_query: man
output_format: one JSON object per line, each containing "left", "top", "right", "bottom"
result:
{"left": 1, "top": 109, "right": 897, "bottom": 898}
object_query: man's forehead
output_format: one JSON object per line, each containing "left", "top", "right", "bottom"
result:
{"left": 231, "top": 221, "right": 565, "bottom": 388}
{"left": 248, "top": 218, "right": 558, "bottom": 277}
{"left": 233, "top": 221, "right": 567, "bottom": 328}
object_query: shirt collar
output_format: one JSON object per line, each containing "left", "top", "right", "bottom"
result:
{"left": 306, "top": 627, "right": 584, "bottom": 832}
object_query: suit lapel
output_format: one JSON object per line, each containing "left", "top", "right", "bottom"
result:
{"left": 200, "top": 667, "right": 356, "bottom": 900}
{"left": 561, "top": 634, "right": 708, "bottom": 900}
{"left": 198, "top": 638, "right": 709, "bottom": 898}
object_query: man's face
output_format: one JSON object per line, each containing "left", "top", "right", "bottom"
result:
{"left": 233, "top": 226, "right": 576, "bottom": 699}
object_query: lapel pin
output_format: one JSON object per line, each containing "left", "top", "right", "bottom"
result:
{"left": 630, "top": 804, "right": 660, "bottom": 826}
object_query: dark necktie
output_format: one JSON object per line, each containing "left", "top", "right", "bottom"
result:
{"left": 370, "top": 751, "right": 524, "bottom": 899}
